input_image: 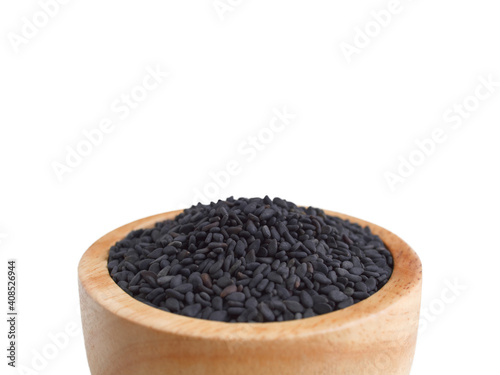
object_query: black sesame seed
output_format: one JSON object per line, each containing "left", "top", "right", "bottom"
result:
{"left": 300, "top": 291, "right": 314, "bottom": 308}
{"left": 170, "top": 274, "right": 182, "bottom": 288}
{"left": 313, "top": 273, "right": 332, "bottom": 285}
{"left": 165, "top": 289, "right": 184, "bottom": 300}
{"left": 313, "top": 303, "right": 333, "bottom": 314}
{"left": 209, "top": 310, "right": 228, "bottom": 322}
{"left": 226, "top": 292, "right": 245, "bottom": 302}
{"left": 259, "top": 208, "right": 275, "bottom": 220}
{"left": 181, "top": 303, "right": 202, "bottom": 317}
{"left": 350, "top": 267, "right": 364, "bottom": 276}
{"left": 365, "top": 277, "right": 377, "bottom": 291}
{"left": 329, "top": 290, "right": 348, "bottom": 303}
{"left": 227, "top": 307, "right": 246, "bottom": 315}
{"left": 174, "top": 283, "right": 193, "bottom": 294}
{"left": 212, "top": 296, "right": 223, "bottom": 310}
{"left": 337, "top": 298, "right": 354, "bottom": 309}
{"left": 258, "top": 302, "right": 275, "bottom": 321}
{"left": 108, "top": 197, "right": 393, "bottom": 322}
{"left": 185, "top": 292, "right": 194, "bottom": 305}
{"left": 267, "top": 272, "right": 283, "bottom": 284}
{"left": 220, "top": 284, "right": 237, "bottom": 298}
{"left": 284, "top": 300, "right": 304, "bottom": 313}
{"left": 165, "top": 298, "right": 180, "bottom": 312}
{"left": 245, "top": 297, "right": 258, "bottom": 309}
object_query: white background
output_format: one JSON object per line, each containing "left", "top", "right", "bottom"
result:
{"left": 1, "top": 1, "right": 499, "bottom": 374}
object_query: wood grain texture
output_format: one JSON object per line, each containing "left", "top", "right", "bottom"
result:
{"left": 78, "top": 210, "right": 422, "bottom": 375}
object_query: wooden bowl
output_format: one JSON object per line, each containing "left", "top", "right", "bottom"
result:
{"left": 78, "top": 209, "right": 422, "bottom": 375}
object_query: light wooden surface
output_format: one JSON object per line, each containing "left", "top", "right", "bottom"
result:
{"left": 78, "top": 209, "right": 422, "bottom": 375}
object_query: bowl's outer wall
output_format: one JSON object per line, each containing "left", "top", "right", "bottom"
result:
{"left": 78, "top": 210, "right": 422, "bottom": 375}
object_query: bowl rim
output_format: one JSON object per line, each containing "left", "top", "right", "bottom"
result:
{"left": 78, "top": 208, "right": 422, "bottom": 341}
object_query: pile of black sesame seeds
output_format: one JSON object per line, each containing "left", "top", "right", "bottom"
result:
{"left": 108, "top": 197, "right": 393, "bottom": 322}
